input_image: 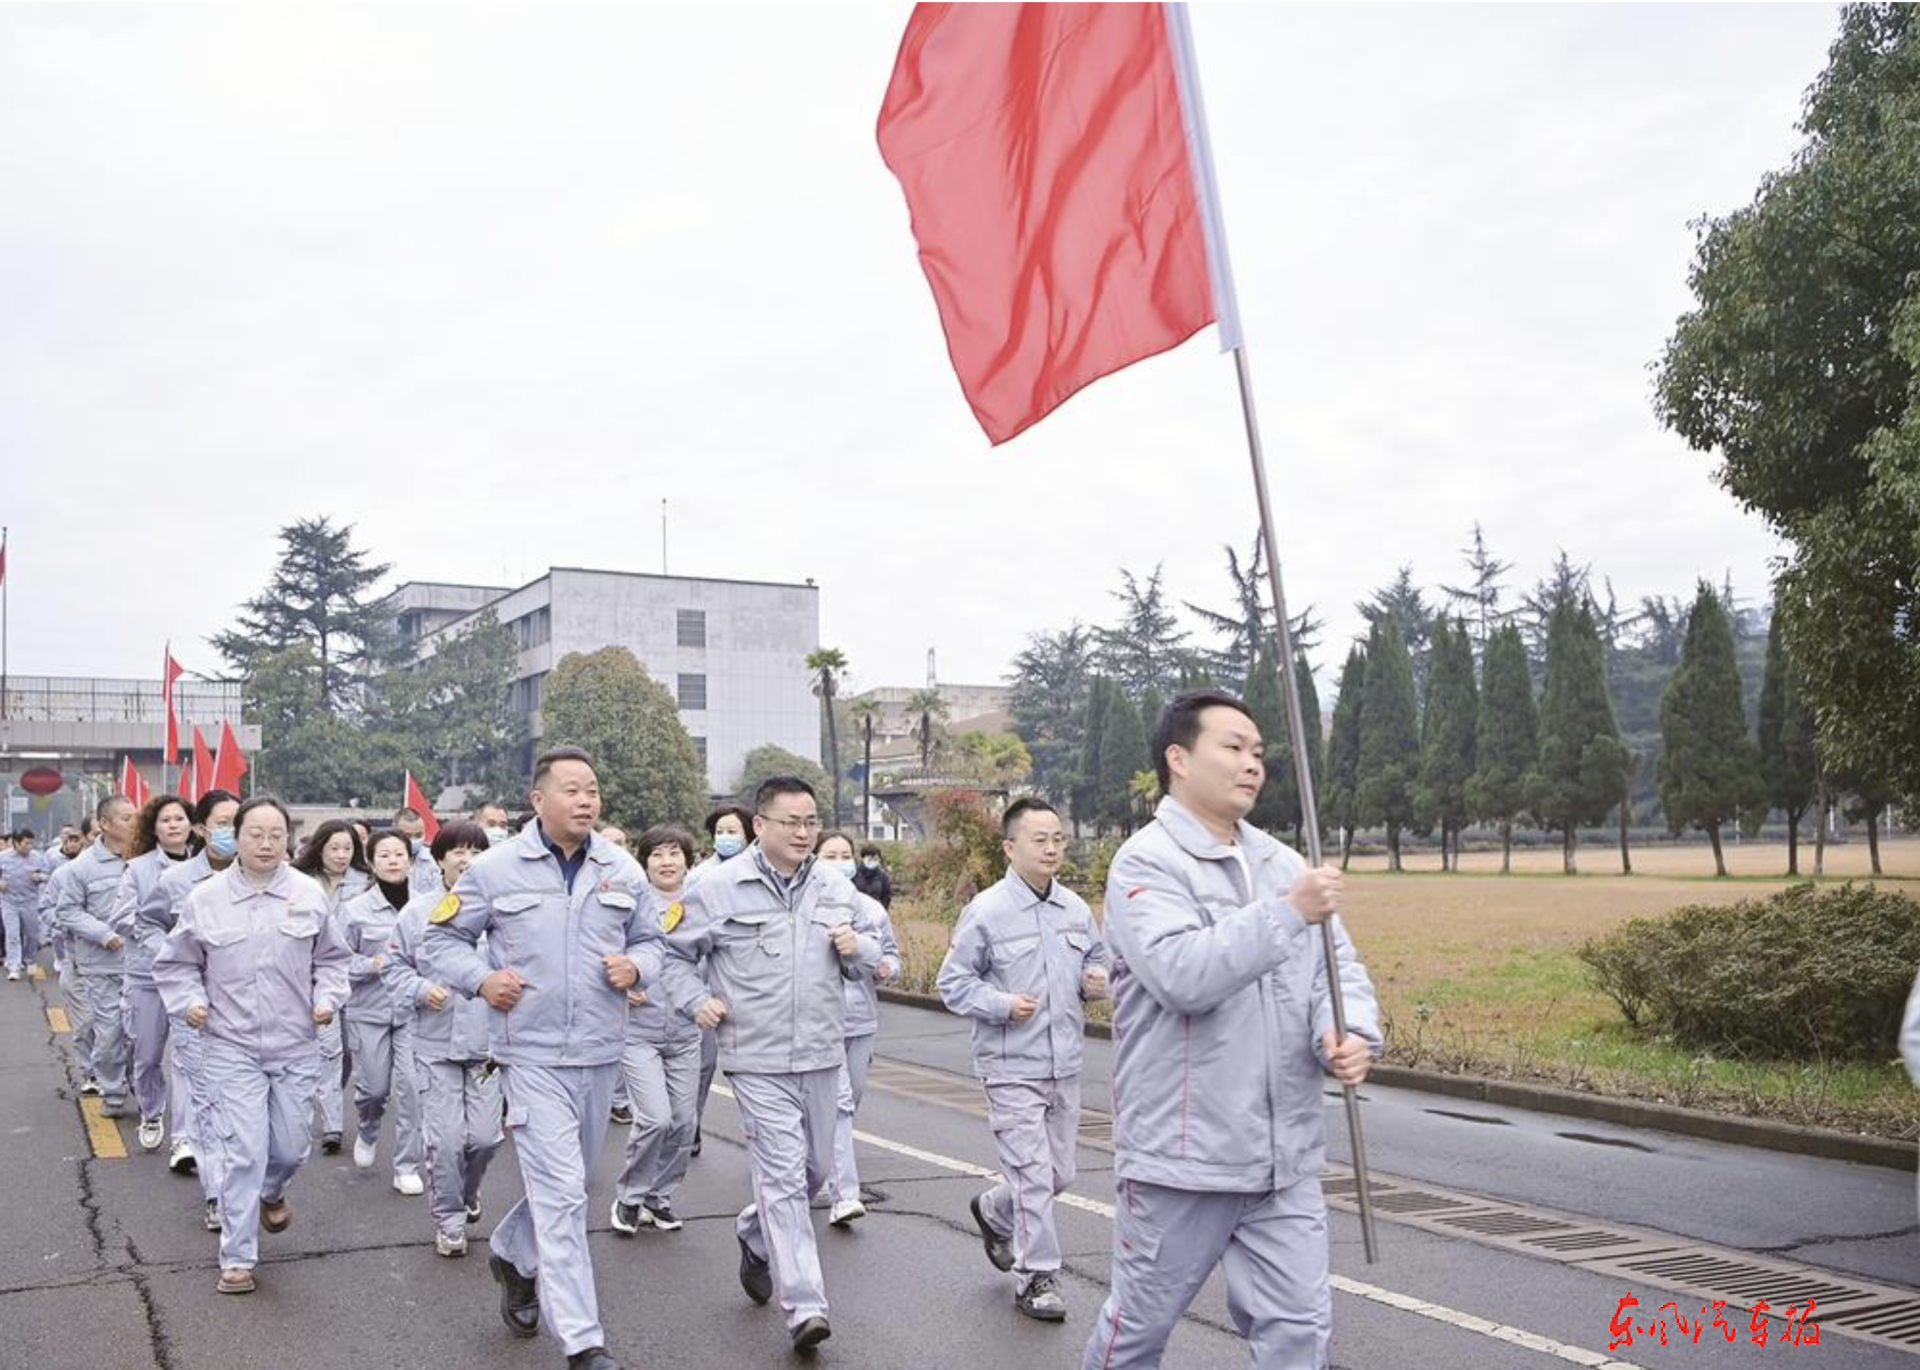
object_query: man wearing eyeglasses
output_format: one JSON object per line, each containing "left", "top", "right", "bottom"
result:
{"left": 660, "top": 775, "right": 882, "bottom": 1356}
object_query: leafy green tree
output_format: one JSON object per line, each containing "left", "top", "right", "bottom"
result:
{"left": 1005, "top": 624, "right": 1094, "bottom": 805}
{"left": 1073, "top": 676, "right": 1115, "bottom": 834}
{"left": 377, "top": 609, "right": 527, "bottom": 801}
{"left": 1657, "top": 4, "right": 1920, "bottom": 814}
{"left": 1468, "top": 625, "right": 1539, "bottom": 873}
{"left": 1530, "top": 601, "right": 1630, "bottom": 873}
{"left": 542, "top": 648, "right": 706, "bottom": 832}
{"left": 1657, "top": 584, "right": 1763, "bottom": 876}
{"left": 213, "top": 516, "right": 393, "bottom": 712}
{"left": 1095, "top": 689, "right": 1149, "bottom": 835}
{"left": 1415, "top": 618, "right": 1478, "bottom": 870}
{"left": 732, "top": 744, "right": 833, "bottom": 810}
{"left": 1323, "top": 647, "right": 1368, "bottom": 868}
{"left": 806, "top": 648, "right": 849, "bottom": 826}
{"left": 1357, "top": 617, "right": 1420, "bottom": 871}
{"left": 948, "top": 731, "right": 1033, "bottom": 785}
{"left": 241, "top": 643, "right": 393, "bottom": 802}
{"left": 1094, "top": 565, "right": 1191, "bottom": 702}
{"left": 1756, "top": 611, "right": 1819, "bottom": 874}
{"left": 1834, "top": 757, "right": 1895, "bottom": 878}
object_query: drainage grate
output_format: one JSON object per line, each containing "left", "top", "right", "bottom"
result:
{"left": 1371, "top": 1190, "right": 1486, "bottom": 1216}
{"left": 1438, "top": 1210, "right": 1573, "bottom": 1238}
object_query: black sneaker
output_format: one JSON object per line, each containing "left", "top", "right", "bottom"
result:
{"left": 969, "top": 1192, "right": 1014, "bottom": 1272}
{"left": 488, "top": 1253, "right": 540, "bottom": 1337}
{"left": 567, "top": 1348, "right": 622, "bottom": 1370}
{"left": 1016, "top": 1272, "right": 1067, "bottom": 1322}
{"left": 320, "top": 1132, "right": 342, "bottom": 1155}
{"left": 791, "top": 1316, "right": 831, "bottom": 1354}
{"left": 610, "top": 1104, "right": 634, "bottom": 1126}
{"left": 737, "top": 1235, "right": 772, "bottom": 1304}
{"left": 642, "top": 1200, "right": 682, "bottom": 1232}
{"left": 610, "top": 1199, "right": 642, "bottom": 1236}
{"left": 690, "top": 1126, "right": 702, "bottom": 1158}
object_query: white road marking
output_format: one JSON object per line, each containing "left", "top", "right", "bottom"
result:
{"left": 711, "top": 1082, "right": 1646, "bottom": 1370}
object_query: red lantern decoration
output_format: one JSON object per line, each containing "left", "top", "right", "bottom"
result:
{"left": 19, "top": 767, "right": 63, "bottom": 796}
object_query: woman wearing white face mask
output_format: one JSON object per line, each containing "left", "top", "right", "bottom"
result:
{"left": 293, "top": 821, "right": 369, "bottom": 1155}
{"left": 816, "top": 830, "right": 900, "bottom": 1226}
{"left": 155, "top": 795, "right": 350, "bottom": 1294}
{"left": 682, "top": 803, "right": 753, "bottom": 1157}
{"left": 145, "top": 790, "right": 241, "bottom": 1225}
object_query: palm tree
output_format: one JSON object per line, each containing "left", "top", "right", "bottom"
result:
{"left": 907, "top": 687, "right": 949, "bottom": 771}
{"left": 847, "top": 696, "right": 884, "bottom": 834}
{"left": 806, "top": 648, "right": 848, "bottom": 826}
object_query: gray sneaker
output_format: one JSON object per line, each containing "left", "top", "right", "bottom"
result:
{"left": 1016, "top": 1272, "right": 1067, "bottom": 1322}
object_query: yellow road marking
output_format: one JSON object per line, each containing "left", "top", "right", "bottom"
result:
{"left": 29, "top": 964, "right": 47, "bottom": 981}
{"left": 79, "top": 1096, "right": 127, "bottom": 1159}
{"left": 46, "top": 1006, "right": 70, "bottom": 1033}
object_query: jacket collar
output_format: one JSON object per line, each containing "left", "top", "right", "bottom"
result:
{"left": 1153, "top": 794, "right": 1279, "bottom": 865}
{"left": 1001, "top": 869, "right": 1062, "bottom": 910}
{"left": 221, "top": 861, "right": 294, "bottom": 903}
{"left": 513, "top": 820, "right": 612, "bottom": 868}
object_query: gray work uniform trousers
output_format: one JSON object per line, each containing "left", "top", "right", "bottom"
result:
{"left": 2, "top": 903, "right": 38, "bottom": 971}
{"left": 71, "top": 971, "right": 128, "bottom": 1104}
{"left": 490, "top": 1062, "right": 620, "bottom": 1357}
{"left": 418, "top": 1058, "right": 503, "bottom": 1239}
{"left": 615, "top": 1034, "right": 700, "bottom": 1206}
{"left": 346, "top": 1017, "right": 424, "bottom": 1172}
{"left": 312, "top": 1014, "right": 346, "bottom": 1134}
{"left": 168, "top": 1012, "right": 217, "bottom": 1201}
{"left": 732, "top": 1067, "right": 839, "bottom": 1329}
{"left": 695, "top": 1028, "right": 718, "bottom": 1129}
{"left": 828, "top": 1033, "right": 876, "bottom": 1205}
{"left": 1081, "top": 1174, "right": 1332, "bottom": 1370}
{"left": 124, "top": 980, "right": 191, "bottom": 1137}
{"left": 980, "top": 1076, "right": 1081, "bottom": 1288}
{"left": 196, "top": 1037, "right": 322, "bottom": 1272}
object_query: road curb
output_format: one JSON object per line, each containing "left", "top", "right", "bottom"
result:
{"left": 876, "top": 986, "right": 1918, "bottom": 1173}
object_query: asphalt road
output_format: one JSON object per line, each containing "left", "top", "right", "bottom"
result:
{"left": 2, "top": 978, "right": 1915, "bottom": 1370}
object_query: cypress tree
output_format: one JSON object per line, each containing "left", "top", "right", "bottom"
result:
{"left": 1658, "top": 582, "right": 1763, "bottom": 876}
{"left": 1272, "top": 653, "right": 1325, "bottom": 851}
{"left": 1529, "top": 600, "right": 1628, "bottom": 873}
{"left": 1756, "top": 612, "right": 1819, "bottom": 876}
{"left": 1416, "top": 618, "right": 1478, "bottom": 870}
{"left": 1243, "top": 650, "right": 1289, "bottom": 835}
{"left": 1096, "top": 689, "right": 1150, "bottom": 834}
{"left": 1323, "top": 647, "right": 1368, "bottom": 868}
{"left": 1467, "top": 624, "right": 1538, "bottom": 873}
{"left": 1073, "top": 676, "right": 1113, "bottom": 835}
{"left": 1357, "top": 616, "right": 1421, "bottom": 872}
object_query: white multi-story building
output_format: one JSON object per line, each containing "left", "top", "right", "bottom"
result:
{"left": 383, "top": 568, "right": 820, "bottom": 796}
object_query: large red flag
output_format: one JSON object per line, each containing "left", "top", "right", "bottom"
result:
{"left": 161, "top": 647, "right": 185, "bottom": 763}
{"left": 119, "top": 757, "right": 152, "bottom": 809}
{"left": 877, "top": 3, "right": 1233, "bottom": 444}
{"left": 210, "top": 722, "right": 248, "bottom": 795}
{"left": 404, "top": 771, "right": 440, "bottom": 842}
{"left": 191, "top": 726, "right": 217, "bottom": 798}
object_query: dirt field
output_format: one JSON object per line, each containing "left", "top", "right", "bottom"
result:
{"left": 1345, "top": 833, "right": 1918, "bottom": 880}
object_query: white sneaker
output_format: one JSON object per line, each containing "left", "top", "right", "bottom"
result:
{"left": 168, "top": 1140, "right": 197, "bottom": 1175}
{"left": 137, "top": 1117, "right": 165, "bottom": 1151}
{"left": 203, "top": 1199, "right": 222, "bottom": 1233}
{"left": 435, "top": 1230, "right": 467, "bottom": 1257}
{"left": 828, "top": 1199, "right": 866, "bottom": 1227}
{"left": 392, "top": 1169, "right": 425, "bottom": 1196}
{"left": 352, "top": 1135, "right": 377, "bottom": 1170}
{"left": 6, "top": 968, "right": 20, "bottom": 981}
{"left": 79, "top": 1077, "right": 102, "bottom": 1097}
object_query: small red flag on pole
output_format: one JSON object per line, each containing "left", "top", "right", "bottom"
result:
{"left": 119, "top": 757, "right": 152, "bottom": 808}
{"left": 161, "top": 646, "right": 185, "bottom": 764}
{"left": 178, "top": 752, "right": 199, "bottom": 806}
{"left": 210, "top": 722, "right": 248, "bottom": 795}
{"left": 404, "top": 771, "right": 440, "bottom": 842}
{"left": 191, "top": 726, "right": 217, "bottom": 798}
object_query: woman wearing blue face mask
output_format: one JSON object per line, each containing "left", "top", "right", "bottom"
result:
{"left": 816, "top": 831, "right": 900, "bottom": 1226}
{"left": 681, "top": 803, "right": 754, "bottom": 1157}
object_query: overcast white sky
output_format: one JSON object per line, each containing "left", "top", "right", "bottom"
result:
{"left": 0, "top": 3, "right": 1839, "bottom": 695}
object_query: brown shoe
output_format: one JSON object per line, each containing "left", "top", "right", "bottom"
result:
{"left": 217, "top": 1268, "right": 256, "bottom": 1295}
{"left": 260, "top": 1198, "right": 292, "bottom": 1233}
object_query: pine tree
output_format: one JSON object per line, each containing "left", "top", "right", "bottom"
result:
{"left": 1073, "top": 677, "right": 1114, "bottom": 834}
{"left": 1270, "top": 653, "right": 1325, "bottom": 851}
{"left": 1440, "top": 522, "right": 1513, "bottom": 655}
{"left": 1530, "top": 600, "right": 1629, "bottom": 873}
{"left": 1095, "top": 689, "right": 1149, "bottom": 834}
{"left": 1468, "top": 624, "right": 1539, "bottom": 873}
{"left": 1756, "top": 612, "right": 1819, "bottom": 875}
{"left": 1323, "top": 647, "right": 1368, "bottom": 868}
{"left": 1657, "top": 583, "right": 1763, "bottom": 876}
{"left": 1358, "top": 567, "right": 1435, "bottom": 700}
{"left": 1243, "top": 651, "right": 1288, "bottom": 834}
{"left": 1094, "top": 565, "right": 1190, "bottom": 702}
{"left": 1357, "top": 617, "right": 1420, "bottom": 871}
{"left": 1005, "top": 624, "right": 1094, "bottom": 807}
{"left": 1415, "top": 618, "right": 1478, "bottom": 870}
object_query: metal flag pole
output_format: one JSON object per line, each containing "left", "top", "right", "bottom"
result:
{"left": 1168, "top": 2, "right": 1378, "bottom": 1262}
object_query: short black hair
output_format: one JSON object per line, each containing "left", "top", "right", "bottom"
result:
{"left": 193, "top": 789, "right": 241, "bottom": 827}
{"left": 703, "top": 803, "right": 754, "bottom": 838}
{"left": 858, "top": 843, "right": 881, "bottom": 860}
{"left": 533, "top": 746, "right": 596, "bottom": 788}
{"left": 365, "top": 828, "right": 414, "bottom": 863}
{"left": 430, "top": 820, "right": 490, "bottom": 862}
{"left": 753, "top": 775, "right": 816, "bottom": 811}
{"left": 12, "top": 828, "right": 32, "bottom": 842}
{"left": 293, "top": 818, "right": 365, "bottom": 877}
{"left": 815, "top": 830, "right": 857, "bottom": 858}
{"left": 233, "top": 795, "right": 293, "bottom": 839}
{"left": 1001, "top": 796, "right": 1059, "bottom": 837}
{"left": 1153, "top": 689, "right": 1260, "bottom": 795}
{"left": 636, "top": 823, "right": 698, "bottom": 867}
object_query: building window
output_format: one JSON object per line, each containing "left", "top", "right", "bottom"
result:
{"left": 676, "top": 673, "right": 707, "bottom": 711}
{"left": 692, "top": 737, "right": 708, "bottom": 765}
{"left": 676, "top": 608, "right": 706, "bottom": 649}
{"left": 509, "top": 672, "right": 548, "bottom": 714}
{"left": 513, "top": 607, "right": 552, "bottom": 650}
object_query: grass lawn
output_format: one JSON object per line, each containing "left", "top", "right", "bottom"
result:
{"left": 892, "top": 835, "right": 1920, "bottom": 1141}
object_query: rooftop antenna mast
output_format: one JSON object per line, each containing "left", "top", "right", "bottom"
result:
{"left": 925, "top": 648, "right": 936, "bottom": 689}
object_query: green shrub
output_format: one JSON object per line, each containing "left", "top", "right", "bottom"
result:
{"left": 900, "top": 789, "right": 1005, "bottom": 909}
{"left": 1577, "top": 883, "right": 1920, "bottom": 1059}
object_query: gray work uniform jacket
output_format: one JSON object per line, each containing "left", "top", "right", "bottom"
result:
{"left": 0, "top": 848, "right": 43, "bottom": 914}
{"left": 154, "top": 863, "right": 352, "bottom": 1064}
{"left": 50, "top": 841, "right": 128, "bottom": 975}
{"left": 111, "top": 847, "right": 193, "bottom": 987}
{"left": 660, "top": 847, "right": 882, "bottom": 1075}
{"left": 1104, "top": 796, "right": 1382, "bottom": 1194}
{"left": 424, "top": 823, "right": 661, "bottom": 1069}
{"left": 842, "top": 891, "right": 900, "bottom": 1040}
{"left": 386, "top": 892, "right": 492, "bottom": 1064}
{"left": 339, "top": 884, "right": 414, "bottom": 1026}
{"left": 409, "top": 844, "right": 441, "bottom": 897}
{"left": 144, "top": 852, "right": 222, "bottom": 945}
{"left": 937, "top": 870, "right": 1107, "bottom": 1081}
{"left": 625, "top": 886, "right": 704, "bottom": 1051}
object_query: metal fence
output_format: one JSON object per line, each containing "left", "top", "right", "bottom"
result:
{"left": 0, "top": 676, "right": 243, "bottom": 725}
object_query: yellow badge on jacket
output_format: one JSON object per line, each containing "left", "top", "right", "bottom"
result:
{"left": 660, "top": 900, "right": 684, "bottom": 934}
{"left": 429, "top": 893, "right": 461, "bottom": 925}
